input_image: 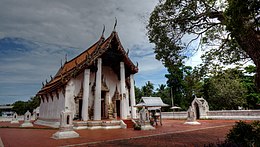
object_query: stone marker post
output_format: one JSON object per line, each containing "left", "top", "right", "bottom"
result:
{"left": 139, "top": 106, "right": 155, "bottom": 130}
{"left": 52, "top": 108, "right": 79, "bottom": 139}
{"left": 10, "top": 112, "right": 19, "bottom": 124}
{"left": 184, "top": 106, "right": 201, "bottom": 125}
{"left": 20, "top": 110, "right": 33, "bottom": 127}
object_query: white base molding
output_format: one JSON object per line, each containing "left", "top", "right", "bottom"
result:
{"left": 20, "top": 122, "right": 33, "bottom": 127}
{"left": 184, "top": 121, "right": 201, "bottom": 125}
{"left": 10, "top": 120, "right": 19, "bottom": 124}
{"left": 52, "top": 131, "right": 79, "bottom": 139}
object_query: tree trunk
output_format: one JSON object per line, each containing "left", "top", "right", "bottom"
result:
{"left": 234, "top": 28, "right": 260, "bottom": 91}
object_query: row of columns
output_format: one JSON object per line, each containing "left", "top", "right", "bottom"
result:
{"left": 81, "top": 58, "right": 136, "bottom": 121}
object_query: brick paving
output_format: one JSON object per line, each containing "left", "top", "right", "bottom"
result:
{"left": 0, "top": 120, "right": 238, "bottom": 147}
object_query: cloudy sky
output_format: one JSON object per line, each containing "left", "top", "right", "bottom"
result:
{"left": 0, "top": 0, "right": 201, "bottom": 105}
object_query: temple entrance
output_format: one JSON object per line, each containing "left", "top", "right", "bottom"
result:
{"left": 101, "top": 91, "right": 107, "bottom": 119}
{"left": 78, "top": 99, "right": 82, "bottom": 120}
{"left": 116, "top": 100, "right": 120, "bottom": 118}
{"left": 194, "top": 102, "right": 200, "bottom": 119}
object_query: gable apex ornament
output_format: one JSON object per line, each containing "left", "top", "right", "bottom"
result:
{"left": 101, "top": 24, "right": 105, "bottom": 38}
{"left": 113, "top": 17, "right": 117, "bottom": 31}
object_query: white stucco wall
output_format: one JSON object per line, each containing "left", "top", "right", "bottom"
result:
{"left": 64, "top": 73, "right": 83, "bottom": 118}
{"left": 39, "top": 89, "right": 65, "bottom": 120}
{"left": 39, "top": 65, "right": 131, "bottom": 121}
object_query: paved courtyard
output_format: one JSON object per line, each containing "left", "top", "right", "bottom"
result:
{"left": 0, "top": 119, "right": 238, "bottom": 147}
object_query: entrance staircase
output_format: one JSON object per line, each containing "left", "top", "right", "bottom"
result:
{"left": 122, "top": 119, "right": 134, "bottom": 128}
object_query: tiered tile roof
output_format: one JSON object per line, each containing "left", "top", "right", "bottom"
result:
{"left": 37, "top": 31, "right": 138, "bottom": 95}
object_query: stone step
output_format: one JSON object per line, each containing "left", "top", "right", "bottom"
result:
{"left": 73, "top": 120, "right": 123, "bottom": 130}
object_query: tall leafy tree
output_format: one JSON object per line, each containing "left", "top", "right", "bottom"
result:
{"left": 203, "top": 68, "right": 247, "bottom": 110}
{"left": 147, "top": 0, "right": 260, "bottom": 90}
{"left": 155, "top": 84, "right": 171, "bottom": 110}
{"left": 141, "top": 81, "right": 155, "bottom": 97}
{"left": 242, "top": 65, "right": 260, "bottom": 109}
{"left": 12, "top": 96, "right": 40, "bottom": 115}
{"left": 12, "top": 101, "right": 28, "bottom": 115}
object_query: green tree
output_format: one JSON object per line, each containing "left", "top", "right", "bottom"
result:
{"left": 155, "top": 84, "right": 171, "bottom": 111}
{"left": 141, "top": 81, "right": 155, "bottom": 97}
{"left": 183, "top": 67, "right": 204, "bottom": 105}
{"left": 204, "top": 68, "right": 247, "bottom": 110}
{"left": 135, "top": 86, "right": 143, "bottom": 103}
{"left": 27, "top": 96, "right": 40, "bottom": 112}
{"left": 242, "top": 65, "right": 260, "bottom": 109}
{"left": 12, "top": 101, "right": 28, "bottom": 115}
{"left": 12, "top": 96, "right": 40, "bottom": 115}
{"left": 147, "top": 0, "right": 260, "bottom": 90}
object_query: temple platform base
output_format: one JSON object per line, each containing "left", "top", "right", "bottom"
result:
{"left": 73, "top": 120, "right": 126, "bottom": 130}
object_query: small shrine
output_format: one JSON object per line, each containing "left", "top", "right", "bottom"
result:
{"left": 135, "top": 97, "right": 169, "bottom": 127}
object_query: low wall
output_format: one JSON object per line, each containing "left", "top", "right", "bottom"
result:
{"left": 207, "top": 110, "right": 260, "bottom": 120}
{"left": 161, "top": 112, "right": 187, "bottom": 119}
{"left": 0, "top": 116, "right": 24, "bottom": 122}
{"left": 161, "top": 110, "right": 260, "bottom": 120}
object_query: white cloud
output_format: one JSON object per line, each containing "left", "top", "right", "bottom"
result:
{"left": 0, "top": 0, "right": 167, "bottom": 104}
{"left": 0, "top": 0, "right": 158, "bottom": 49}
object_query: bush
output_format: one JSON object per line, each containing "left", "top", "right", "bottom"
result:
{"left": 226, "top": 121, "right": 260, "bottom": 147}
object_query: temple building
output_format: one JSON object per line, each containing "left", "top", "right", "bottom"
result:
{"left": 36, "top": 28, "right": 138, "bottom": 128}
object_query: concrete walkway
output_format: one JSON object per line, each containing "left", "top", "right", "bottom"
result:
{"left": 0, "top": 120, "right": 239, "bottom": 147}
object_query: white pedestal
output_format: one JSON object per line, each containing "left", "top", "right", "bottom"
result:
{"left": 11, "top": 119, "right": 19, "bottom": 124}
{"left": 52, "top": 130, "right": 79, "bottom": 139}
{"left": 20, "top": 122, "right": 33, "bottom": 127}
{"left": 141, "top": 122, "right": 155, "bottom": 130}
{"left": 184, "top": 121, "right": 201, "bottom": 125}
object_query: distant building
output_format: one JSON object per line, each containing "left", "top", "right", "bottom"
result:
{"left": 36, "top": 29, "right": 138, "bottom": 127}
{"left": 0, "top": 105, "right": 13, "bottom": 117}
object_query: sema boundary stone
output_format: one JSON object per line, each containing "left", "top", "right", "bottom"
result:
{"left": 10, "top": 112, "right": 19, "bottom": 124}
{"left": 52, "top": 108, "right": 79, "bottom": 139}
{"left": 20, "top": 110, "right": 33, "bottom": 127}
{"left": 184, "top": 106, "right": 201, "bottom": 125}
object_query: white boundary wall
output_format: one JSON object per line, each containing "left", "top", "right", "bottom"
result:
{"left": 162, "top": 110, "right": 260, "bottom": 120}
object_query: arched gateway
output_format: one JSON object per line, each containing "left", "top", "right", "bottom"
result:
{"left": 36, "top": 29, "right": 138, "bottom": 128}
{"left": 191, "top": 97, "right": 209, "bottom": 119}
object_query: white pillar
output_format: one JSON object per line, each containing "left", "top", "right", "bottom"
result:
{"left": 120, "top": 62, "right": 127, "bottom": 119}
{"left": 82, "top": 69, "right": 90, "bottom": 121}
{"left": 94, "top": 58, "right": 102, "bottom": 120}
{"left": 130, "top": 74, "right": 137, "bottom": 118}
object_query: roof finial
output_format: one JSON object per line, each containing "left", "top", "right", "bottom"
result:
{"left": 113, "top": 17, "right": 117, "bottom": 31}
{"left": 65, "top": 54, "right": 67, "bottom": 62}
{"left": 61, "top": 59, "right": 63, "bottom": 68}
{"left": 101, "top": 24, "right": 105, "bottom": 38}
